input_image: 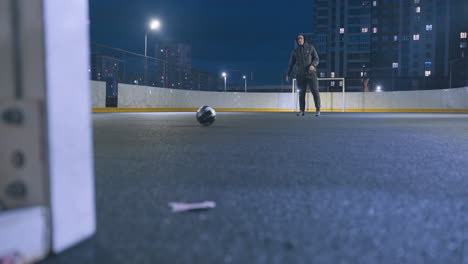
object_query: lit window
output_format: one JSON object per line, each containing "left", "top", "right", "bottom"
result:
{"left": 426, "top": 25, "right": 432, "bottom": 31}
{"left": 331, "top": 81, "right": 335, "bottom": 86}
{"left": 320, "top": 72, "right": 325, "bottom": 78}
{"left": 425, "top": 62, "right": 432, "bottom": 68}
{"left": 392, "top": 62, "right": 399, "bottom": 68}
{"left": 339, "top": 81, "right": 343, "bottom": 86}
{"left": 362, "top": 27, "right": 368, "bottom": 33}
{"left": 461, "top": 32, "right": 467, "bottom": 39}
{"left": 394, "top": 35, "right": 398, "bottom": 41}
{"left": 331, "top": 72, "right": 335, "bottom": 78}
{"left": 416, "top": 7, "right": 421, "bottom": 13}
{"left": 425, "top": 71, "right": 431, "bottom": 77}
{"left": 373, "top": 1, "right": 377, "bottom": 6}
{"left": 373, "top": 27, "right": 378, "bottom": 33}
{"left": 413, "top": 34, "right": 420, "bottom": 40}
{"left": 340, "top": 28, "right": 345, "bottom": 34}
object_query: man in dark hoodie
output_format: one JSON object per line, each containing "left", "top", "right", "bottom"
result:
{"left": 286, "top": 34, "right": 321, "bottom": 116}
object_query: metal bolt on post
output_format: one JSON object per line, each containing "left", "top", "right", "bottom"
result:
{"left": 2, "top": 108, "right": 23, "bottom": 125}
{"left": 5, "top": 181, "right": 28, "bottom": 199}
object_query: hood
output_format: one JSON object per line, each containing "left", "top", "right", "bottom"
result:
{"left": 296, "top": 34, "right": 305, "bottom": 46}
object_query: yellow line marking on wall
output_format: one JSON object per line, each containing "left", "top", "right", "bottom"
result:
{"left": 93, "top": 108, "right": 468, "bottom": 113}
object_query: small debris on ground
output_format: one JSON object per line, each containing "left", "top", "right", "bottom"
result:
{"left": 168, "top": 201, "right": 216, "bottom": 213}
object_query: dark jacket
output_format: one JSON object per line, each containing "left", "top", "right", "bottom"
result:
{"left": 287, "top": 43, "right": 319, "bottom": 79}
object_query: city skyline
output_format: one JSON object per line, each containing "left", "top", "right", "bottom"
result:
{"left": 312, "top": 0, "right": 468, "bottom": 91}
{"left": 89, "top": 0, "right": 467, "bottom": 89}
{"left": 89, "top": 0, "right": 315, "bottom": 84}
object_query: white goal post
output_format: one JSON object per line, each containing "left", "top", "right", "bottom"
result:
{"left": 292, "top": 77, "right": 346, "bottom": 112}
{"left": 0, "top": 0, "right": 95, "bottom": 262}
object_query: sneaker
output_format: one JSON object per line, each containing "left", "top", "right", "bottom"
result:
{"left": 296, "top": 111, "right": 305, "bottom": 116}
{"left": 315, "top": 110, "right": 320, "bottom": 117}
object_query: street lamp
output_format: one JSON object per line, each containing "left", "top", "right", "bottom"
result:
{"left": 150, "top": 20, "right": 161, "bottom": 30}
{"left": 145, "top": 19, "right": 161, "bottom": 57}
{"left": 222, "top": 72, "right": 227, "bottom": 91}
{"left": 392, "top": 62, "right": 398, "bottom": 91}
{"left": 144, "top": 19, "right": 161, "bottom": 85}
{"left": 361, "top": 65, "right": 366, "bottom": 91}
{"left": 448, "top": 39, "right": 467, "bottom": 88}
{"left": 243, "top": 75, "right": 247, "bottom": 93}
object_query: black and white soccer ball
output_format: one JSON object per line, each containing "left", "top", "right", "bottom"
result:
{"left": 196, "top": 106, "right": 216, "bottom": 126}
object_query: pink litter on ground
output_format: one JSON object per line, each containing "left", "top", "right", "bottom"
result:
{"left": 169, "top": 201, "right": 216, "bottom": 213}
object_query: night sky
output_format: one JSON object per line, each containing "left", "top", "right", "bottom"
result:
{"left": 89, "top": 0, "right": 315, "bottom": 84}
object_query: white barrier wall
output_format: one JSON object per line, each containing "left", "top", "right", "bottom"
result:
{"left": 344, "top": 89, "right": 468, "bottom": 110}
{"left": 91, "top": 80, "right": 105, "bottom": 108}
{"left": 116, "top": 83, "right": 295, "bottom": 109}
{"left": 91, "top": 81, "right": 468, "bottom": 111}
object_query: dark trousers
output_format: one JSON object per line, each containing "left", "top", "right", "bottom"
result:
{"left": 298, "top": 73, "right": 320, "bottom": 112}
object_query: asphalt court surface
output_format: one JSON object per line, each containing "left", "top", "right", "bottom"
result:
{"left": 41, "top": 112, "right": 468, "bottom": 264}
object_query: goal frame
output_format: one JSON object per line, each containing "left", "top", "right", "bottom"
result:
{"left": 292, "top": 77, "right": 346, "bottom": 112}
